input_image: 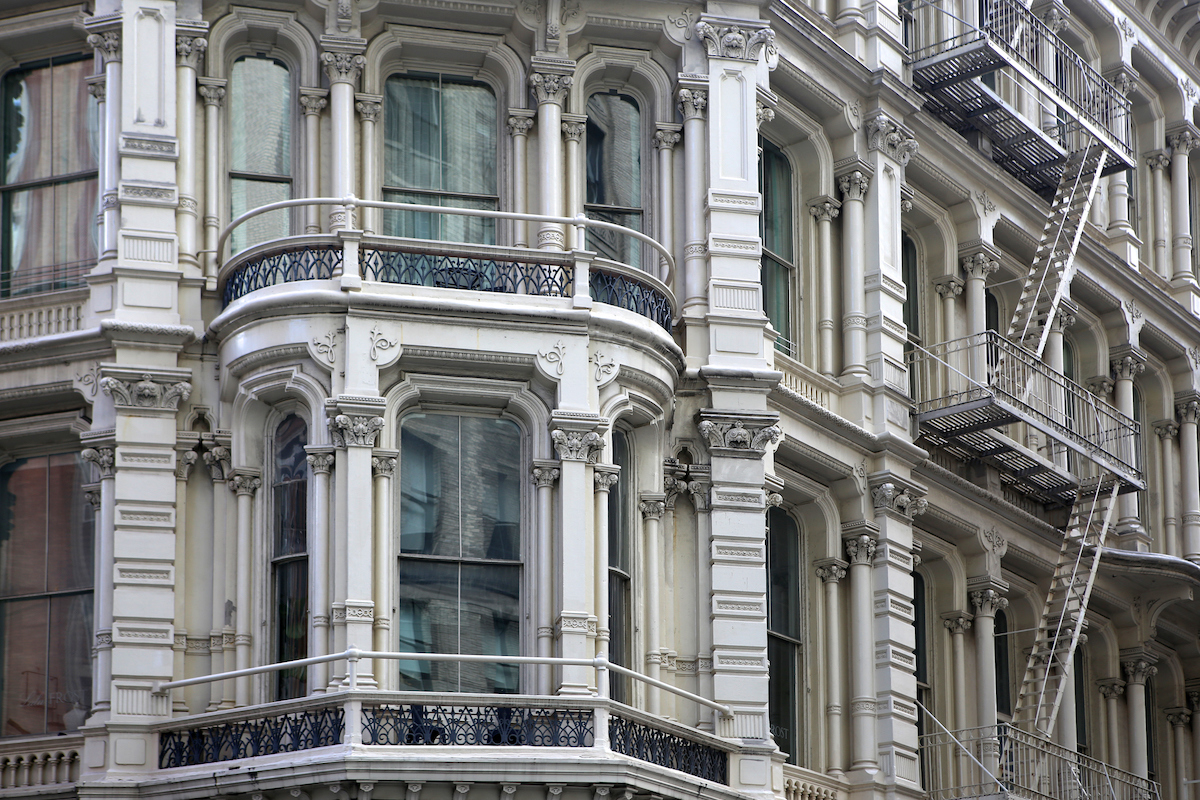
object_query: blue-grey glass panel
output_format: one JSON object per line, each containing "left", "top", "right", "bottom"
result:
{"left": 231, "top": 178, "right": 290, "bottom": 253}
{"left": 585, "top": 94, "right": 640, "bottom": 208}
{"left": 230, "top": 58, "right": 291, "bottom": 176}
{"left": 382, "top": 190, "right": 496, "bottom": 245}
{"left": 767, "top": 508, "right": 801, "bottom": 640}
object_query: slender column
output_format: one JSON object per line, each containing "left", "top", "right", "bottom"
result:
{"left": 172, "top": 450, "right": 198, "bottom": 714}
{"left": 934, "top": 276, "right": 965, "bottom": 392}
{"left": 1125, "top": 659, "right": 1158, "bottom": 778}
{"left": 1113, "top": 352, "right": 1147, "bottom": 549}
{"left": 86, "top": 30, "right": 121, "bottom": 262}
{"left": 594, "top": 467, "right": 619, "bottom": 672}
{"left": 1168, "top": 708, "right": 1192, "bottom": 800}
{"left": 202, "top": 445, "right": 231, "bottom": 709}
{"left": 230, "top": 472, "right": 261, "bottom": 705}
{"left": 1177, "top": 396, "right": 1200, "bottom": 561}
{"left": 86, "top": 76, "right": 106, "bottom": 257}
{"left": 816, "top": 560, "right": 848, "bottom": 777}
{"left": 321, "top": 50, "right": 366, "bottom": 229}
{"left": 533, "top": 462, "right": 561, "bottom": 695}
{"left": 299, "top": 91, "right": 327, "bottom": 234}
{"left": 1056, "top": 659, "right": 1079, "bottom": 751}
{"left": 562, "top": 116, "right": 586, "bottom": 246}
{"left": 640, "top": 495, "right": 666, "bottom": 715}
{"left": 371, "top": 453, "right": 395, "bottom": 690}
{"left": 1149, "top": 152, "right": 1172, "bottom": 279}
{"left": 1098, "top": 679, "right": 1126, "bottom": 769}
{"left": 530, "top": 64, "right": 573, "bottom": 250}
{"left": 962, "top": 252, "right": 999, "bottom": 383}
{"left": 306, "top": 449, "right": 334, "bottom": 693}
{"left": 944, "top": 613, "right": 973, "bottom": 785}
{"left": 845, "top": 533, "right": 878, "bottom": 770}
{"left": 678, "top": 86, "right": 708, "bottom": 311}
{"left": 357, "top": 96, "right": 381, "bottom": 235}
{"left": 839, "top": 172, "right": 870, "bottom": 377}
{"left": 972, "top": 588, "right": 1008, "bottom": 775}
{"left": 654, "top": 128, "right": 681, "bottom": 283}
{"left": 1170, "top": 132, "right": 1199, "bottom": 283}
{"left": 1045, "top": 306, "right": 1077, "bottom": 466}
{"left": 811, "top": 198, "right": 841, "bottom": 377}
{"left": 1190, "top": 691, "right": 1200, "bottom": 800}
{"left": 508, "top": 112, "right": 534, "bottom": 246}
{"left": 690, "top": 480, "right": 714, "bottom": 729}
{"left": 82, "top": 447, "right": 116, "bottom": 714}
{"left": 199, "top": 81, "right": 226, "bottom": 279}
{"left": 1155, "top": 421, "right": 1180, "bottom": 556}
{"left": 176, "top": 35, "right": 206, "bottom": 270}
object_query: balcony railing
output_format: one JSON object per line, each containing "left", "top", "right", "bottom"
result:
{"left": 908, "top": 331, "right": 1143, "bottom": 499}
{"left": 0, "top": 733, "right": 81, "bottom": 791}
{"left": 920, "top": 723, "right": 1160, "bottom": 800}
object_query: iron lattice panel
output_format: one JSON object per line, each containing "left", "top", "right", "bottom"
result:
{"left": 588, "top": 269, "right": 673, "bottom": 331}
{"left": 223, "top": 246, "right": 344, "bottom": 304}
{"left": 158, "top": 707, "right": 344, "bottom": 768}
{"left": 362, "top": 249, "right": 574, "bottom": 297}
{"left": 609, "top": 713, "right": 728, "bottom": 784}
{"left": 361, "top": 704, "right": 593, "bottom": 747}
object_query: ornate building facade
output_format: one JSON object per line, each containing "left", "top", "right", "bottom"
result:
{"left": 0, "top": 0, "right": 1198, "bottom": 799}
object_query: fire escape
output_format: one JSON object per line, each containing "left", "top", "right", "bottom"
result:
{"left": 906, "top": 2, "right": 1157, "bottom": 798}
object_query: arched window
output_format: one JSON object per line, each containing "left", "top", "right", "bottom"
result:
{"left": 914, "top": 571, "right": 931, "bottom": 785}
{"left": 586, "top": 93, "right": 642, "bottom": 269}
{"left": 985, "top": 288, "right": 1000, "bottom": 334}
{"left": 767, "top": 507, "right": 801, "bottom": 763}
{"left": 398, "top": 413, "right": 521, "bottom": 693}
{"left": 902, "top": 233, "right": 920, "bottom": 345}
{"left": 272, "top": 415, "right": 308, "bottom": 700}
{"left": 995, "top": 608, "right": 1012, "bottom": 718}
{"left": 1, "top": 55, "right": 98, "bottom": 295}
{"left": 608, "top": 428, "right": 633, "bottom": 703}
{"left": 229, "top": 57, "right": 292, "bottom": 252}
{"left": 760, "top": 138, "right": 795, "bottom": 356}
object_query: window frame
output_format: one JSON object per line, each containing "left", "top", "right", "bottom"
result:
{"left": 607, "top": 426, "right": 635, "bottom": 705}
{"left": 584, "top": 90, "right": 645, "bottom": 270}
{"left": 759, "top": 136, "right": 798, "bottom": 359}
{"left": 268, "top": 413, "right": 309, "bottom": 701}
{"left": 766, "top": 505, "right": 803, "bottom": 765}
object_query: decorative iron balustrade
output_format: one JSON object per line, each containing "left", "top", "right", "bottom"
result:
{"left": 589, "top": 268, "right": 673, "bottom": 331}
{"left": 361, "top": 703, "right": 593, "bottom": 747}
{"left": 158, "top": 706, "right": 344, "bottom": 768}
{"left": 223, "top": 245, "right": 343, "bottom": 304}
{"left": 361, "top": 248, "right": 574, "bottom": 297}
{"left": 609, "top": 713, "right": 728, "bottom": 784}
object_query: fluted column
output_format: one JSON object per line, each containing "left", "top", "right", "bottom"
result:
{"left": 176, "top": 34, "right": 207, "bottom": 270}
{"left": 816, "top": 560, "right": 848, "bottom": 777}
{"left": 371, "top": 453, "right": 395, "bottom": 689}
{"left": 654, "top": 127, "right": 681, "bottom": 283}
{"left": 972, "top": 588, "right": 1008, "bottom": 775}
{"left": 1098, "top": 679, "right": 1126, "bottom": 768}
{"left": 357, "top": 96, "right": 382, "bottom": 235}
{"left": 229, "top": 472, "right": 262, "bottom": 706}
{"left": 533, "top": 461, "right": 561, "bottom": 695}
{"left": 508, "top": 113, "right": 534, "bottom": 247}
{"left": 641, "top": 495, "right": 666, "bottom": 714}
{"left": 199, "top": 81, "right": 226, "bottom": 278}
{"left": 678, "top": 85, "right": 708, "bottom": 313}
{"left": 944, "top": 613, "right": 973, "bottom": 785}
{"left": 1113, "top": 351, "right": 1147, "bottom": 549}
{"left": 1170, "top": 131, "right": 1199, "bottom": 283}
{"left": 1177, "top": 395, "right": 1200, "bottom": 561}
{"left": 321, "top": 49, "right": 366, "bottom": 229}
{"left": 845, "top": 533, "right": 878, "bottom": 770}
{"left": 811, "top": 198, "right": 841, "bottom": 377}
{"left": 1168, "top": 707, "right": 1192, "bottom": 800}
{"left": 839, "top": 172, "right": 870, "bottom": 377}
{"left": 962, "top": 252, "right": 999, "bottom": 383}
{"left": 300, "top": 91, "right": 327, "bottom": 234}
{"left": 306, "top": 449, "right": 334, "bottom": 693}
{"left": 1155, "top": 421, "right": 1180, "bottom": 556}
{"left": 530, "top": 63, "right": 573, "bottom": 251}
{"left": 1125, "top": 659, "right": 1158, "bottom": 778}
{"left": 82, "top": 447, "right": 116, "bottom": 714}
{"left": 1149, "top": 152, "right": 1172, "bottom": 279}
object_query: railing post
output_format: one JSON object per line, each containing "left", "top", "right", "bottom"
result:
{"left": 572, "top": 250, "right": 593, "bottom": 310}
{"left": 594, "top": 656, "right": 610, "bottom": 751}
{"left": 339, "top": 225, "right": 363, "bottom": 292}
{"left": 345, "top": 648, "right": 362, "bottom": 746}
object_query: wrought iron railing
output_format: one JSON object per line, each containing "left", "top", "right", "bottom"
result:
{"left": 362, "top": 247, "right": 574, "bottom": 297}
{"left": 919, "top": 723, "right": 1160, "bottom": 800}
{"left": 907, "top": 331, "right": 1141, "bottom": 484}
{"left": 609, "top": 712, "right": 728, "bottom": 784}
{"left": 222, "top": 242, "right": 343, "bottom": 304}
{"left": 589, "top": 264, "right": 673, "bottom": 331}
{"left": 158, "top": 705, "right": 344, "bottom": 768}
{"left": 361, "top": 702, "right": 593, "bottom": 747}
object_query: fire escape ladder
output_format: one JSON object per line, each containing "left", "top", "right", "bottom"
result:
{"left": 1006, "top": 141, "right": 1109, "bottom": 360}
{"left": 1011, "top": 474, "right": 1119, "bottom": 738}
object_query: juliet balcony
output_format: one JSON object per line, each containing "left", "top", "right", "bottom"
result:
{"left": 215, "top": 198, "right": 676, "bottom": 334}
{"left": 907, "top": 0, "right": 1136, "bottom": 194}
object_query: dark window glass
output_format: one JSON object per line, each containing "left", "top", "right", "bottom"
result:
{"left": 995, "top": 609, "right": 1011, "bottom": 716}
{"left": 767, "top": 507, "right": 800, "bottom": 763}
{"left": 760, "top": 139, "right": 794, "bottom": 356}
{"left": 0, "top": 454, "right": 93, "bottom": 735}
{"left": 608, "top": 429, "right": 632, "bottom": 704}
{"left": 914, "top": 571, "right": 930, "bottom": 787}
{"left": 1074, "top": 647, "right": 1087, "bottom": 754}
{"left": 586, "top": 93, "right": 642, "bottom": 268}
{"left": 383, "top": 74, "right": 497, "bottom": 244}
{"left": 902, "top": 233, "right": 920, "bottom": 342}
{"left": 229, "top": 57, "right": 292, "bottom": 252}
{"left": 1145, "top": 677, "right": 1157, "bottom": 780}
{"left": 1, "top": 56, "right": 98, "bottom": 296}
{"left": 272, "top": 415, "right": 308, "bottom": 700}
{"left": 398, "top": 414, "right": 521, "bottom": 693}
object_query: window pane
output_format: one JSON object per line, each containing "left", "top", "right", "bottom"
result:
{"left": 274, "top": 559, "right": 308, "bottom": 700}
{"left": 231, "top": 178, "right": 290, "bottom": 252}
{"left": 767, "top": 508, "right": 800, "bottom": 639}
{"left": 459, "top": 563, "right": 519, "bottom": 693}
{"left": 442, "top": 82, "right": 496, "bottom": 196}
{"left": 586, "top": 95, "right": 640, "bottom": 208}
{"left": 768, "top": 634, "right": 798, "bottom": 763}
{"left": 608, "top": 572, "right": 631, "bottom": 704}
{"left": 397, "top": 559, "right": 459, "bottom": 692}
{"left": 761, "top": 254, "right": 790, "bottom": 341}
{"left": 761, "top": 141, "right": 793, "bottom": 262}
{"left": 230, "top": 58, "right": 291, "bottom": 176}
{"left": 585, "top": 208, "right": 641, "bottom": 269}
{"left": 385, "top": 76, "right": 441, "bottom": 191}
{"left": 609, "top": 430, "right": 631, "bottom": 574}
{"left": 0, "top": 597, "right": 49, "bottom": 736}
{"left": 274, "top": 416, "right": 308, "bottom": 558}
{"left": 382, "top": 190, "right": 496, "bottom": 245}
{"left": 0, "top": 456, "right": 49, "bottom": 597}
{"left": 400, "top": 414, "right": 460, "bottom": 557}
{"left": 4, "top": 58, "right": 97, "bottom": 185}
{"left": 47, "top": 593, "right": 91, "bottom": 731}
{"left": 5, "top": 179, "right": 97, "bottom": 294}
{"left": 46, "top": 453, "right": 90, "bottom": 593}
{"left": 460, "top": 417, "right": 520, "bottom": 560}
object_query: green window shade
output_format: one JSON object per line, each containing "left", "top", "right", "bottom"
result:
{"left": 760, "top": 139, "right": 794, "bottom": 352}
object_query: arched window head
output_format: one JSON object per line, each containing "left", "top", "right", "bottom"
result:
{"left": 760, "top": 138, "right": 795, "bottom": 356}
{"left": 586, "top": 93, "right": 642, "bottom": 268}
{"left": 383, "top": 74, "right": 497, "bottom": 244}
{"left": 272, "top": 414, "right": 308, "bottom": 700}
{"left": 229, "top": 57, "right": 293, "bottom": 252}
{"left": 767, "top": 507, "right": 801, "bottom": 763}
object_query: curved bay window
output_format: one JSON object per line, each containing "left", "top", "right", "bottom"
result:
{"left": 1, "top": 56, "right": 98, "bottom": 296}
{"left": 229, "top": 57, "right": 292, "bottom": 252}
{"left": 608, "top": 429, "right": 633, "bottom": 704}
{"left": 766, "top": 507, "right": 801, "bottom": 763}
{"left": 272, "top": 415, "right": 308, "bottom": 700}
{"left": 760, "top": 139, "right": 794, "bottom": 356}
{"left": 383, "top": 74, "right": 497, "bottom": 244}
{"left": 586, "top": 93, "right": 641, "bottom": 269}
{"left": 0, "top": 453, "right": 93, "bottom": 735}
{"left": 398, "top": 414, "right": 520, "bottom": 693}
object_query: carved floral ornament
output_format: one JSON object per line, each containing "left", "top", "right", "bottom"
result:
{"left": 321, "top": 51, "right": 367, "bottom": 84}
{"left": 550, "top": 428, "right": 604, "bottom": 462}
{"left": 697, "top": 420, "right": 782, "bottom": 453}
{"left": 871, "top": 482, "right": 928, "bottom": 519}
{"left": 866, "top": 114, "right": 919, "bottom": 166}
{"left": 529, "top": 72, "right": 573, "bottom": 105}
{"left": 331, "top": 414, "right": 384, "bottom": 447}
{"left": 101, "top": 374, "right": 192, "bottom": 410}
{"left": 845, "top": 534, "right": 876, "bottom": 565}
{"left": 82, "top": 447, "right": 116, "bottom": 478}
{"left": 695, "top": 21, "right": 775, "bottom": 61}
{"left": 677, "top": 88, "right": 708, "bottom": 120}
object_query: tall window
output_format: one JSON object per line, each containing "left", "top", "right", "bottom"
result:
{"left": 608, "top": 429, "right": 633, "bottom": 703}
{"left": 914, "top": 571, "right": 931, "bottom": 786}
{"left": 586, "top": 93, "right": 641, "bottom": 269}
{"left": 1, "top": 56, "right": 97, "bottom": 296}
{"left": 398, "top": 414, "right": 521, "bottom": 693}
{"left": 995, "top": 609, "right": 1012, "bottom": 718}
{"left": 272, "top": 416, "right": 308, "bottom": 700}
{"left": 760, "top": 139, "right": 794, "bottom": 356}
{"left": 1073, "top": 647, "right": 1088, "bottom": 754}
{"left": 384, "top": 74, "right": 497, "bottom": 244}
{"left": 902, "top": 233, "right": 921, "bottom": 396}
{"left": 0, "top": 453, "right": 93, "bottom": 735}
{"left": 229, "top": 57, "right": 292, "bottom": 252}
{"left": 766, "top": 507, "right": 801, "bottom": 763}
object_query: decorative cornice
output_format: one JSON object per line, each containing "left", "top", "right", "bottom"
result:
{"left": 697, "top": 418, "right": 781, "bottom": 455}
{"left": 809, "top": 198, "right": 840, "bottom": 222}
{"left": 87, "top": 31, "right": 121, "bottom": 63}
{"left": 970, "top": 588, "right": 1009, "bottom": 617}
{"left": 1123, "top": 659, "right": 1158, "bottom": 684}
{"left": 943, "top": 614, "right": 973, "bottom": 635}
{"left": 639, "top": 495, "right": 666, "bottom": 520}
{"left": 175, "top": 450, "right": 198, "bottom": 480}
{"left": 203, "top": 446, "right": 231, "bottom": 481}
{"left": 1097, "top": 678, "right": 1126, "bottom": 699}
{"left": 654, "top": 129, "right": 682, "bottom": 150}
{"left": 356, "top": 99, "right": 381, "bottom": 122}
{"left": 1154, "top": 419, "right": 1180, "bottom": 439}
{"left": 372, "top": 456, "right": 396, "bottom": 478}
{"left": 562, "top": 120, "right": 586, "bottom": 142}
{"left": 199, "top": 84, "right": 226, "bottom": 107}
{"left": 961, "top": 252, "right": 999, "bottom": 281}
{"left": 933, "top": 275, "right": 964, "bottom": 298}
{"left": 533, "top": 465, "right": 561, "bottom": 487}
{"left": 307, "top": 452, "right": 335, "bottom": 475}
{"left": 529, "top": 72, "right": 573, "bottom": 105}
{"left": 815, "top": 560, "right": 847, "bottom": 583}
{"left": 508, "top": 115, "right": 534, "bottom": 136}
{"left": 176, "top": 35, "right": 207, "bottom": 69}
{"left": 229, "top": 474, "right": 261, "bottom": 496}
